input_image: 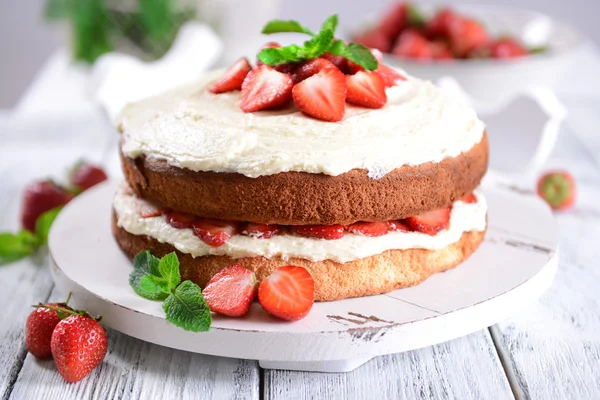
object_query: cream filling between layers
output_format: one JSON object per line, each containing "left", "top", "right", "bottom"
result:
{"left": 113, "top": 183, "right": 487, "bottom": 263}
{"left": 118, "top": 69, "right": 485, "bottom": 179}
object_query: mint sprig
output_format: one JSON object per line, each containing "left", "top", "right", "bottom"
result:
{"left": 257, "top": 14, "right": 378, "bottom": 71}
{"left": 129, "top": 251, "right": 212, "bottom": 332}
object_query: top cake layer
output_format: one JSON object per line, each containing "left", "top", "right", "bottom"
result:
{"left": 118, "top": 68, "right": 485, "bottom": 179}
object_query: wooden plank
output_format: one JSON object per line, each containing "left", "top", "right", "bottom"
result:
{"left": 9, "top": 286, "right": 260, "bottom": 400}
{"left": 264, "top": 330, "right": 514, "bottom": 400}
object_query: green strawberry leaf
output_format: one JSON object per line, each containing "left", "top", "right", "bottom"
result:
{"left": 262, "top": 19, "right": 315, "bottom": 36}
{"left": 163, "top": 280, "right": 212, "bottom": 332}
{"left": 328, "top": 41, "right": 379, "bottom": 71}
{"left": 139, "top": 275, "right": 170, "bottom": 300}
{"left": 35, "top": 207, "right": 62, "bottom": 246}
{"left": 407, "top": 4, "right": 426, "bottom": 27}
{"left": 0, "top": 230, "right": 39, "bottom": 265}
{"left": 129, "top": 251, "right": 164, "bottom": 300}
{"left": 158, "top": 252, "right": 181, "bottom": 291}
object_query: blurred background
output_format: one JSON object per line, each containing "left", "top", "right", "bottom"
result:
{"left": 2, "top": 0, "right": 599, "bottom": 108}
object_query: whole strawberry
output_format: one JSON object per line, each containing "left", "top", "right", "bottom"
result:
{"left": 51, "top": 314, "right": 108, "bottom": 383}
{"left": 69, "top": 162, "right": 108, "bottom": 192}
{"left": 26, "top": 302, "right": 73, "bottom": 358}
{"left": 21, "top": 180, "right": 74, "bottom": 232}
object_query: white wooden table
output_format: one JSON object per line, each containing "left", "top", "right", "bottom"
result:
{"left": 1, "top": 49, "right": 600, "bottom": 399}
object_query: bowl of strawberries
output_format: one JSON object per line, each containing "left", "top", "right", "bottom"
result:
{"left": 350, "top": 3, "right": 581, "bottom": 109}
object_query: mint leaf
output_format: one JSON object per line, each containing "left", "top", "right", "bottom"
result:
{"left": 328, "top": 41, "right": 379, "bottom": 71}
{"left": 300, "top": 14, "right": 337, "bottom": 59}
{"left": 139, "top": 275, "right": 170, "bottom": 300}
{"left": 35, "top": 207, "right": 62, "bottom": 246}
{"left": 257, "top": 44, "right": 303, "bottom": 65}
{"left": 262, "top": 19, "right": 314, "bottom": 36}
{"left": 158, "top": 252, "right": 181, "bottom": 291}
{"left": 0, "top": 231, "right": 38, "bottom": 265}
{"left": 320, "top": 14, "right": 338, "bottom": 34}
{"left": 129, "top": 251, "right": 164, "bottom": 300}
{"left": 163, "top": 280, "right": 211, "bottom": 332}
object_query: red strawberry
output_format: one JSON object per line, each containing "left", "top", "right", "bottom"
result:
{"left": 321, "top": 52, "right": 349, "bottom": 73}
{"left": 203, "top": 264, "right": 257, "bottom": 317}
{"left": 449, "top": 18, "right": 490, "bottom": 57}
{"left": 389, "top": 220, "right": 412, "bottom": 232}
{"left": 406, "top": 207, "right": 451, "bottom": 235}
{"left": 210, "top": 57, "right": 252, "bottom": 94}
{"left": 291, "top": 224, "right": 345, "bottom": 240}
{"left": 353, "top": 29, "right": 392, "bottom": 53}
{"left": 346, "top": 71, "right": 387, "bottom": 109}
{"left": 378, "top": 2, "right": 409, "bottom": 40}
{"left": 392, "top": 30, "right": 433, "bottom": 60}
{"left": 489, "top": 38, "right": 528, "bottom": 59}
{"left": 241, "top": 223, "right": 280, "bottom": 239}
{"left": 537, "top": 171, "right": 576, "bottom": 210}
{"left": 258, "top": 265, "right": 314, "bottom": 321}
{"left": 375, "top": 64, "right": 407, "bottom": 87}
{"left": 292, "top": 67, "right": 347, "bottom": 122}
{"left": 21, "top": 180, "right": 75, "bottom": 232}
{"left": 461, "top": 193, "right": 477, "bottom": 204}
{"left": 370, "top": 48, "right": 384, "bottom": 62}
{"left": 240, "top": 65, "right": 293, "bottom": 112}
{"left": 139, "top": 202, "right": 165, "bottom": 218}
{"left": 165, "top": 211, "right": 197, "bottom": 229}
{"left": 426, "top": 8, "right": 460, "bottom": 38}
{"left": 346, "top": 221, "right": 390, "bottom": 237}
{"left": 70, "top": 163, "right": 108, "bottom": 191}
{"left": 292, "top": 58, "right": 337, "bottom": 84}
{"left": 51, "top": 314, "right": 107, "bottom": 383}
{"left": 192, "top": 219, "right": 237, "bottom": 247}
{"left": 26, "top": 302, "right": 73, "bottom": 359}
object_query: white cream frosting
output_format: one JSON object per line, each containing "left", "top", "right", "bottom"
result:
{"left": 113, "top": 183, "right": 487, "bottom": 263}
{"left": 118, "top": 68, "right": 485, "bottom": 179}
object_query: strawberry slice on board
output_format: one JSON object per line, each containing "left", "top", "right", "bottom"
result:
{"left": 20, "top": 180, "right": 75, "bottom": 232}
{"left": 241, "top": 223, "right": 280, "bottom": 239}
{"left": 292, "top": 67, "right": 347, "bottom": 122}
{"left": 346, "top": 221, "right": 390, "bottom": 237}
{"left": 537, "top": 171, "right": 576, "bottom": 210}
{"left": 346, "top": 70, "right": 387, "bottom": 109}
{"left": 210, "top": 57, "right": 252, "bottom": 94}
{"left": 203, "top": 264, "right": 257, "bottom": 317}
{"left": 375, "top": 64, "right": 407, "bottom": 87}
{"left": 165, "top": 211, "right": 197, "bottom": 229}
{"left": 388, "top": 220, "right": 412, "bottom": 232}
{"left": 291, "top": 58, "right": 337, "bottom": 84}
{"left": 291, "top": 224, "right": 345, "bottom": 240}
{"left": 240, "top": 65, "right": 293, "bottom": 112}
{"left": 258, "top": 265, "right": 315, "bottom": 321}
{"left": 192, "top": 219, "right": 237, "bottom": 247}
{"left": 461, "top": 193, "right": 477, "bottom": 204}
{"left": 406, "top": 206, "right": 451, "bottom": 236}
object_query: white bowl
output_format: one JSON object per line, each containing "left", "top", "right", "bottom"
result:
{"left": 354, "top": 5, "right": 581, "bottom": 110}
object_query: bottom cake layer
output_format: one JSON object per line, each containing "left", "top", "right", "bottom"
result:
{"left": 113, "top": 214, "right": 485, "bottom": 302}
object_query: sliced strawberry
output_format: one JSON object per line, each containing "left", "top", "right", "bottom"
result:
{"left": 537, "top": 171, "right": 576, "bottom": 210}
{"left": 449, "top": 18, "right": 489, "bottom": 57}
{"left": 292, "top": 67, "right": 346, "bottom": 122}
{"left": 139, "top": 202, "right": 165, "bottom": 218}
{"left": 203, "top": 264, "right": 257, "bottom": 317}
{"left": 353, "top": 29, "right": 392, "bottom": 53}
{"left": 426, "top": 8, "right": 461, "bottom": 38}
{"left": 406, "top": 207, "right": 451, "bottom": 236}
{"left": 321, "top": 52, "right": 349, "bottom": 73}
{"left": 210, "top": 57, "right": 252, "bottom": 94}
{"left": 192, "top": 219, "right": 237, "bottom": 247}
{"left": 347, "top": 60, "right": 364, "bottom": 75}
{"left": 291, "top": 224, "right": 345, "bottom": 240}
{"left": 291, "top": 58, "right": 337, "bottom": 84}
{"left": 165, "top": 211, "right": 197, "bottom": 229}
{"left": 346, "top": 71, "right": 387, "bottom": 109}
{"left": 375, "top": 64, "right": 407, "bottom": 87}
{"left": 378, "top": 2, "right": 409, "bottom": 40}
{"left": 489, "top": 38, "right": 528, "bottom": 59}
{"left": 21, "top": 180, "right": 74, "bottom": 232}
{"left": 392, "top": 30, "right": 433, "bottom": 60}
{"left": 258, "top": 265, "right": 314, "bottom": 321}
{"left": 240, "top": 65, "right": 293, "bottom": 112}
{"left": 346, "top": 221, "right": 390, "bottom": 237}
{"left": 461, "top": 193, "right": 477, "bottom": 204}
{"left": 241, "top": 223, "right": 280, "bottom": 239}
{"left": 389, "top": 220, "right": 412, "bottom": 232}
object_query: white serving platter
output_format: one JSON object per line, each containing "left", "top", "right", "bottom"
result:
{"left": 49, "top": 181, "right": 558, "bottom": 373}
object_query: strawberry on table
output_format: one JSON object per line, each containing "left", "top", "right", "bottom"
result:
{"left": 537, "top": 171, "right": 576, "bottom": 210}
{"left": 291, "top": 224, "right": 345, "bottom": 240}
{"left": 392, "top": 30, "right": 433, "bottom": 60}
{"left": 489, "top": 38, "right": 528, "bottom": 59}
{"left": 203, "top": 264, "right": 257, "bottom": 317}
{"left": 210, "top": 57, "right": 252, "bottom": 94}
{"left": 26, "top": 300, "right": 73, "bottom": 359}
{"left": 192, "top": 219, "right": 237, "bottom": 247}
{"left": 258, "top": 265, "right": 315, "bottom": 321}
{"left": 292, "top": 67, "right": 347, "bottom": 122}
{"left": 240, "top": 65, "right": 293, "bottom": 112}
{"left": 346, "top": 70, "right": 387, "bottom": 109}
{"left": 346, "top": 221, "right": 390, "bottom": 237}
{"left": 51, "top": 314, "right": 107, "bottom": 383}
{"left": 241, "top": 223, "right": 280, "bottom": 239}
{"left": 406, "top": 206, "right": 451, "bottom": 235}
{"left": 21, "top": 180, "right": 74, "bottom": 232}
{"left": 165, "top": 211, "right": 197, "bottom": 229}
{"left": 69, "top": 162, "right": 108, "bottom": 192}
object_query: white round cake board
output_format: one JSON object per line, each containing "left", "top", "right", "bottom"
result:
{"left": 49, "top": 181, "right": 558, "bottom": 373}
